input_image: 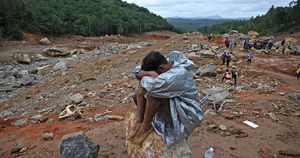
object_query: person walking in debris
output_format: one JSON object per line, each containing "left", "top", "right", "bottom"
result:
{"left": 222, "top": 52, "right": 227, "bottom": 65}
{"left": 247, "top": 52, "right": 253, "bottom": 65}
{"left": 130, "top": 51, "right": 204, "bottom": 146}
{"left": 222, "top": 69, "right": 232, "bottom": 83}
{"left": 225, "top": 37, "right": 230, "bottom": 48}
{"left": 225, "top": 52, "right": 231, "bottom": 67}
{"left": 297, "top": 66, "right": 300, "bottom": 79}
{"left": 231, "top": 66, "right": 238, "bottom": 85}
{"left": 208, "top": 33, "right": 213, "bottom": 42}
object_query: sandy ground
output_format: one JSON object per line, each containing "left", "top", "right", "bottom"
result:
{"left": 0, "top": 31, "right": 299, "bottom": 158}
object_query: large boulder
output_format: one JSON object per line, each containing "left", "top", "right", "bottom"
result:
{"left": 59, "top": 132, "right": 100, "bottom": 158}
{"left": 197, "top": 50, "right": 217, "bottom": 58}
{"left": 196, "top": 64, "right": 217, "bottom": 77}
{"left": 13, "top": 53, "right": 31, "bottom": 64}
{"left": 205, "top": 87, "right": 231, "bottom": 105}
{"left": 125, "top": 112, "right": 192, "bottom": 158}
{"left": 43, "top": 47, "right": 69, "bottom": 57}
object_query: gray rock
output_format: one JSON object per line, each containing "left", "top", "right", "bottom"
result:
{"left": 53, "top": 60, "right": 67, "bottom": 72}
{"left": 28, "top": 67, "right": 38, "bottom": 74}
{"left": 196, "top": 64, "right": 217, "bottom": 77}
{"left": 59, "top": 132, "right": 100, "bottom": 158}
{"left": 219, "top": 125, "right": 227, "bottom": 131}
{"left": 12, "top": 118, "right": 29, "bottom": 126}
{"left": 69, "top": 93, "right": 84, "bottom": 104}
{"left": 198, "top": 50, "right": 217, "bottom": 58}
{"left": 289, "top": 93, "right": 300, "bottom": 101}
{"left": 205, "top": 87, "right": 231, "bottom": 105}
{"left": 20, "top": 75, "right": 35, "bottom": 86}
{"left": 0, "top": 110, "right": 13, "bottom": 118}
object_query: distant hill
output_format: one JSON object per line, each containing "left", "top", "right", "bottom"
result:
{"left": 198, "top": 0, "right": 300, "bottom": 35}
{"left": 0, "top": 0, "right": 175, "bottom": 39}
{"left": 166, "top": 17, "right": 238, "bottom": 32}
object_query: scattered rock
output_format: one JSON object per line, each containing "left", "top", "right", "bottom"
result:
{"left": 198, "top": 50, "right": 217, "bottom": 58}
{"left": 196, "top": 64, "right": 217, "bottom": 77}
{"left": 20, "top": 147, "right": 27, "bottom": 153}
{"left": 20, "top": 75, "right": 35, "bottom": 86}
{"left": 43, "top": 47, "right": 69, "bottom": 57}
{"left": 219, "top": 125, "right": 227, "bottom": 131}
{"left": 38, "top": 37, "right": 51, "bottom": 45}
{"left": 53, "top": 60, "right": 67, "bottom": 72}
{"left": 69, "top": 93, "right": 84, "bottom": 104}
{"left": 13, "top": 53, "right": 31, "bottom": 64}
{"left": 12, "top": 118, "right": 29, "bottom": 126}
{"left": 205, "top": 87, "right": 232, "bottom": 105}
{"left": 59, "top": 132, "right": 100, "bottom": 158}
{"left": 28, "top": 67, "right": 38, "bottom": 74}
{"left": 43, "top": 132, "right": 54, "bottom": 141}
{"left": 289, "top": 93, "right": 300, "bottom": 101}
{"left": 10, "top": 144, "right": 23, "bottom": 154}
{"left": 0, "top": 110, "right": 13, "bottom": 118}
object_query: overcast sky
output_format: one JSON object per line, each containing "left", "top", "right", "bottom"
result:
{"left": 123, "top": 0, "right": 291, "bottom": 18}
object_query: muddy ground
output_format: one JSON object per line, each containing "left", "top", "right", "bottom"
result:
{"left": 0, "top": 31, "right": 299, "bottom": 158}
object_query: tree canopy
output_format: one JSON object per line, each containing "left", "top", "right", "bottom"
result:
{"left": 0, "top": 0, "right": 175, "bottom": 39}
{"left": 198, "top": 0, "right": 300, "bottom": 35}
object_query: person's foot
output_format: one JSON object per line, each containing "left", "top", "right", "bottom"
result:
{"left": 131, "top": 124, "right": 153, "bottom": 145}
{"left": 128, "top": 122, "right": 142, "bottom": 140}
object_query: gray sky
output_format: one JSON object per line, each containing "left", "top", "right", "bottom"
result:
{"left": 123, "top": 0, "right": 291, "bottom": 18}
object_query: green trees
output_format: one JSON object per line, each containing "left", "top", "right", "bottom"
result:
{"left": 0, "top": 0, "right": 174, "bottom": 38}
{"left": 198, "top": 0, "right": 300, "bottom": 35}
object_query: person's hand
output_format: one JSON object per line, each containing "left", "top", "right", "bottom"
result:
{"left": 136, "top": 70, "right": 158, "bottom": 79}
{"left": 147, "top": 71, "right": 158, "bottom": 78}
{"left": 136, "top": 70, "right": 146, "bottom": 79}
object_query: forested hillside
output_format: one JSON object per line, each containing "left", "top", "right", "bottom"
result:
{"left": 0, "top": 0, "right": 174, "bottom": 39}
{"left": 198, "top": 0, "right": 300, "bottom": 35}
{"left": 166, "top": 18, "right": 235, "bottom": 32}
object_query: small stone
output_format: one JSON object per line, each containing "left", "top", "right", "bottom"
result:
{"left": 219, "top": 125, "right": 227, "bottom": 131}
{"left": 69, "top": 93, "right": 84, "bottom": 104}
{"left": 20, "top": 147, "right": 27, "bottom": 153}
{"left": 10, "top": 144, "right": 23, "bottom": 154}
{"left": 43, "top": 132, "right": 54, "bottom": 141}
{"left": 20, "top": 76, "right": 35, "bottom": 86}
{"left": 12, "top": 118, "right": 29, "bottom": 126}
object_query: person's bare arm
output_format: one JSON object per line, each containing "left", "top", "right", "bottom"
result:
{"left": 136, "top": 70, "right": 158, "bottom": 79}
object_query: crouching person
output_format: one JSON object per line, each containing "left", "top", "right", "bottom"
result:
{"left": 126, "top": 51, "right": 204, "bottom": 157}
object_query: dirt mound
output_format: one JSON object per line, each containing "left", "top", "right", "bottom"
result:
{"left": 22, "top": 32, "right": 44, "bottom": 43}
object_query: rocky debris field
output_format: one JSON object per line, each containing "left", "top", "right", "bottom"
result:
{"left": 0, "top": 31, "right": 299, "bottom": 158}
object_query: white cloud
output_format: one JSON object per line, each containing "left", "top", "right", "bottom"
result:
{"left": 123, "top": 0, "right": 291, "bottom": 18}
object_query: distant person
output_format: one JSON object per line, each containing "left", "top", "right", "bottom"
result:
{"left": 222, "top": 52, "right": 227, "bottom": 65}
{"left": 225, "top": 52, "right": 231, "bottom": 67}
{"left": 222, "top": 69, "right": 232, "bottom": 83}
{"left": 247, "top": 52, "right": 253, "bottom": 65}
{"left": 208, "top": 33, "right": 213, "bottom": 42}
{"left": 225, "top": 38, "right": 230, "bottom": 48}
{"left": 231, "top": 66, "right": 238, "bottom": 85}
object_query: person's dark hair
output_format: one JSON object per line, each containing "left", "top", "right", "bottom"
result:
{"left": 141, "top": 51, "right": 168, "bottom": 71}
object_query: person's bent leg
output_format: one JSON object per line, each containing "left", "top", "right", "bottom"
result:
{"left": 129, "top": 86, "right": 147, "bottom": 140}
{"left": 132, "top": 95, "right": 163, "bottom": 145}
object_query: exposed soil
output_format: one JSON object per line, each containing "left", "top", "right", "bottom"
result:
{"left": 0, "top": 31, "right": 299, "bottom": 158}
